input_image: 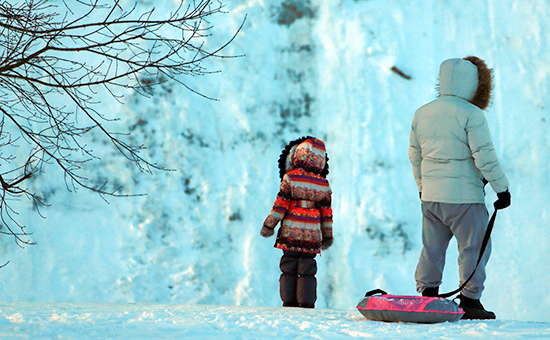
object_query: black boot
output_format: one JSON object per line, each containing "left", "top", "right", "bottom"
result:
{"left": 298, "top": 304, "right": 315, "bottom": 309}
{"left": 422, "top": 287, "right": 439, "bottom": 297}
{"left": 283, "top": 302, "right": 299, "bottom": 307}
{"left": 458, "top": 294, "right": 496, "bottom": 320}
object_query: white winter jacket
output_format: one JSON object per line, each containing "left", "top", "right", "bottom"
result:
{"left": 409, "top": 58, "right": 509, "bottom": 204}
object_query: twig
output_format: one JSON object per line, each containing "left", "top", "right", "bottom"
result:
{"left": 391, "top": 66, "right": 411, "bottom": 80}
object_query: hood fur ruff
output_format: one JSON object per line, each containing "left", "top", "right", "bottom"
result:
{"left": 437, "top": 56, "right": 493, "bottom": 110}
{"left": 463, "top": 56, "right": 493, "bottom": 110}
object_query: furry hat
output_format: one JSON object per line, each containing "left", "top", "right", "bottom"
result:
{"left": 463, "top": 56, "right": 493, "bottom": 110}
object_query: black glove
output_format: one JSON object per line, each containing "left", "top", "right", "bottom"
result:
{"left": 494, "top": 190, "right": 511, "bottom": 210}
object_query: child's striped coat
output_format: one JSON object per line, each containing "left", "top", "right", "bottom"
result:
{"left": 263, "top": 138, "right": 333, "bottom": 254}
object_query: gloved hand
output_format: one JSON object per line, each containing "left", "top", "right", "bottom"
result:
{"left": 260, "top": 225, "right": 274, "bottom": 237}
{"left": 494, "top": 190, "right": 511, "bottom": 210}
{"left": 321, "top": 237, "right": 333, "bottom": 250}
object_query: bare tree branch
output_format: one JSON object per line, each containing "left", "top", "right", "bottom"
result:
{"left": 0, "top": 0, "right": 243, "bottom": 250}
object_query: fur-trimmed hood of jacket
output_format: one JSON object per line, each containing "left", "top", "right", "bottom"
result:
{"left": 438, "top": 56, "right": 492, "bottom": 110}
{"left": 278, "top": 136, "right": 329, "bottom": 180}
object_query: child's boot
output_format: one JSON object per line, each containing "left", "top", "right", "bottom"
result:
{"left": 280, "top": 251, "right": 299, "bottom": 307}
{"left": 296, "top": 254, "right": 317, "bottom": 308}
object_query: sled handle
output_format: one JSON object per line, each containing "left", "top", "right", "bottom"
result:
{"left": 365, "top": 289, "right": 388, "bottom": 297}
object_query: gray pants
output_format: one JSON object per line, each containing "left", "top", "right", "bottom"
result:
{"left": 415, "top": 202, "right": 490, "bottom": 299}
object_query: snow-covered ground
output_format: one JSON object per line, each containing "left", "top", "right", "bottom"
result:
{"left": 1, "top": 0, "right": 550, "bottom": 338}
{"left": 1, "top": 303, "right": 549, "bottom": 339}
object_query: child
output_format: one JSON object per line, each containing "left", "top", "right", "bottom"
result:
{"left": 260, "top": 136, "right": 333, "bottom": 308}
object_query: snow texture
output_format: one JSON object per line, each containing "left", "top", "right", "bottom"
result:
{"left": 1, "top": 304, "right": 549, "bottom": 339}
{"left": 1, "top": 0, "right": 550, "bottom": 337}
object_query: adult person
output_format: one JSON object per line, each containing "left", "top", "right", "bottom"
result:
{"left": 409, "top": 56, "right": 511, "bottom": 320}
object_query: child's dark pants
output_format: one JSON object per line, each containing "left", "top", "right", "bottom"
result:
{"left": 279, "top": 250, "right": 317, "bottom": 307}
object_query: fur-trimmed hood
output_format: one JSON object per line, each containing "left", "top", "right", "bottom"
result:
{"left": 278, "top": 136, "right": 329, "bottom": 179}
{"left": 438, "top": 56, "right": 492, "bottom": 110}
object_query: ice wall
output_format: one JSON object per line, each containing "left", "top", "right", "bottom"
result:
{"left": 1, "top": 0, "right": 549, "bottom": 322}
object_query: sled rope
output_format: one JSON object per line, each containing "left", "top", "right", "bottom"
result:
{"left": 438, "top": 209, "right": 497, "bottom": 298}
